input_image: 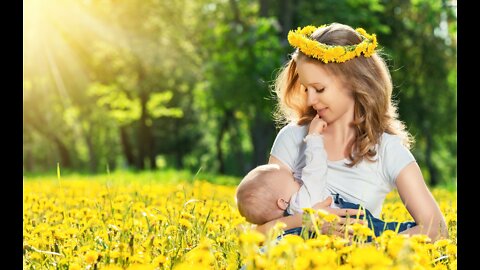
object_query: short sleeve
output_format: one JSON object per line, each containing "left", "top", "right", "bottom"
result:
{"left": 382, "top": 135, "right": 416, "bottom": 185}
{"left": 270, "top": 124, "right": 303, "bottom": 172}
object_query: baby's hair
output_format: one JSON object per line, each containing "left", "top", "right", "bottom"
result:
{"left": 272, "top": 22, "right": 413, "bottom": 166}
{"left": 235, "top": 164, "right": 288, "bottom": 225}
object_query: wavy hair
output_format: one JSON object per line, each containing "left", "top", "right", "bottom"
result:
{"left": 272, "top": 23, "right": 413, "bottom": 166}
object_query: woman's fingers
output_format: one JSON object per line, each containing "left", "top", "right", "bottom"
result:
{"left": 334, "top": 224, "right": 353, "bottom": 236}
{"left": 321, "top": 221, "right": 356, "bottom": 236}
{"left": 337, "top": 217, "right": 366, "bottom": 226}
{"left": 334, "top": 208, "right": 365, "bottom": 217}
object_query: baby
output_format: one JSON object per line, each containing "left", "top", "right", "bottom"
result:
{"left": 235, "top": 163, "right": 332, "bottom": 225}
{"left": 235, "top": 162, "right": 416, "bottom": 239}
{"left": 236, "top": 115, "right": 332, "bottom": 225}
{"left": 235, "top": 116, "right": 416, "bottom": 237}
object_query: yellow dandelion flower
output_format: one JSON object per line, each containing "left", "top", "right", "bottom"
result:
{"left": 126, "top": 264, "right": 155, "bottom": 270}
{"left": 446, "top": 244, "right": 457, "bottom": 257}
{"left": 85, "top": 250, "right": 99, "bottom": 264}
{"left": 273, "top": 221, "right": 287, "bottom": 231}
{"left": 349, "top": 223, "right": 373, "bottom": 238}
{"left": 311, "top": 249, "right": 337, "bottom": 267}
{"left": 288, "top": 24, "right": 378, "bottom": 63}
{"left": 306, "top": 235, "right": 331, "bottom": 249}
{"left": 282, "top": 234, "right": 304, "bottom": 245}
{"left": 69, "top": 263, "right": 81, "bottom": 270}
{"left": 110, "top": 250, "right": 121, "bottom": 259}
{"left": 153, "top": 254, "right": 167, "bottom": 266}
{"left": 102, "top": 265, "right": 123, "bottom": 270}
{"left": 165, "top": 225, "right": 177, "bottom": 235}
{"left": 386, "top": 237, "right": 408, "bottom": 258}
{"left": 180, "top": 212, "right": 194, "bottom": 220}
{"left": 331, "top": 47, "right": 345, "bottom": 58}
{"left": 434, "top": 239, "right": 452, "bottom": 249}
{"left": 186, "top": 248, "right": 214, "bottom": 265}
{"left": 336, "top": 265, "right": 354, "bottom": 270}
{"left": 178, "top": 218, "right": 193, "bottom": 229}
{"left": 324, "top": 213, "right": 340, "bottom": 223}
{"left": 410, "top": 234, "right": 431, "bottom": 244}
{"left": 239, "top": 231, "right": 265, "bottom": 245}
{"left": 294, "top": 255, "right": 310, "bottom": 270}
{"left": 316, "top": 209, "right": 329, "bottom": 218}
{"left": 432, "top": 264, "right": 448, "bottom": 270}
{"left": 333, "top": 238, "right": 351, "bottom": 250}
{"left": 254, "top": 255, "right": 268, "bottom": 269}
{"left": 350, "top": 246, "right": 393, "bottom": 267}
{"left": 303, "top": 207, "right": 316, "bottom": 214}
{"left": 269, "top": 242, "right": 290, "bottom": 257}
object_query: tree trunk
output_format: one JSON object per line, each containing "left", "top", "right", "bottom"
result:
{"left": 229, "top": 117, "right": 246, "bottom": 175}
{"left": 120, "top": 126, "right": 136, "bottom": 168}
{"left": 228, "top": 0, "right": 241, "bottom": 24}
{"left": 174, "top": 120, "right": 184, "bottom": 169}
{"left": 25, "top": 112, "right": 73, "bottom": 170}
{"left": 148, "top": 125, "right": 156, "bottom": 170}
{"left": 53, "top": 137, "right": 72, "bottom": 169}
{"left": 259, "top": 0, "right": 269, "bottom": 17}
{"left": 24, "top": 146, "right": 34, "bottom": 172}
{"left": 279, "top": 0, "right": 293, "bottom": 41}
{"left": 249, "top": 114, "right": 276, "bottom": 172}
{"left": 216, "top": 110, "right": 233, "bottom": 174}
{"left": 137, "top": 93, "right": 148, "bottom": 170}
{"left": 85, "top": 134, "right": 97, "bottom": 173}
{"left": 425, "top": 131, "right": 439, "bottom": 186}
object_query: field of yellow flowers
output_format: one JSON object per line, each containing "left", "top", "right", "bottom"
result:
{"left": 23, "top": 173, "right": 457, "bottom": 269}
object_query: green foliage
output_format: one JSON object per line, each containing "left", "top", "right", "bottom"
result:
{"left": 23, "top": 0, "right": 456, "bottom": 186}
{"left": 377, "top": 0, "right": 457, "bottom": 185}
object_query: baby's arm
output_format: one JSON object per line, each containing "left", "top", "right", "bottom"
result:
{"left": 288, "top": 115, "right": 330, "bottom": 213}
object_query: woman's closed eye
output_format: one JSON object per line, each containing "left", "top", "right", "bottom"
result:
{"left": 304, "top": 87, "right": 325, "bottom": 93}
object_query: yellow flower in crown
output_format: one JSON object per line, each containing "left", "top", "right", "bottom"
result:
{"left": 287, "top": 24, "right": 378, "bottom": 63}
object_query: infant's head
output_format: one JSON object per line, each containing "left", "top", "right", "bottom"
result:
{"left": 235, "top": 164, "right": 300, "bottom": 225}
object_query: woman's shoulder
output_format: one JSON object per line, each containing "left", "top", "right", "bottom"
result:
{"left": 277, "top": 122, "right": 308, "bottom": 137}
{"left": 380, "top": 132, "right": 401, "bottom": 142}
{"left": 379, "top": 132, "right": 403, "bottom": 146}
{"left": 378, "top": 132, "right": 412, "bottom": 156}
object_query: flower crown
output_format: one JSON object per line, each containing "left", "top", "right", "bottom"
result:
{"left": 287, "top": 25, "right": 378, "bottom": 63}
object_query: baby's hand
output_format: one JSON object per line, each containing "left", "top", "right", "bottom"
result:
{"left": 308, "top": 114, "right": 327, "bottom": 135}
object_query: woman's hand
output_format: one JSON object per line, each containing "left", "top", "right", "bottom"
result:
{"left": 308, "top": 114, "right": 327, "bottom": 135}
{"left": 311, "top": 196, "right": 366, "bottom": 237}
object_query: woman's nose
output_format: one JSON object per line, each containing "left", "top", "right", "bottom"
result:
{"left": 306, "top": 89, "right": 318, "bottom": 106}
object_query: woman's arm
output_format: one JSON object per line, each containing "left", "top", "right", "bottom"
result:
{"left": 255, "top": 195, "right": 364, "bottom": 235}
{"left": 395, "top": 162, "right": 448, "bottom": 241}
{"left": 255, "top": 212, "right": 303, "bottom": 234}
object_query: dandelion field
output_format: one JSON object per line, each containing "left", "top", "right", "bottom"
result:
{"left": 23, "top": 172, "right": 457, "bottom": 269}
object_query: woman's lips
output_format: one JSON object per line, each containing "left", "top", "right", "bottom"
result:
{"left": 317, "top": 108, "right": 327, "bottom": 117}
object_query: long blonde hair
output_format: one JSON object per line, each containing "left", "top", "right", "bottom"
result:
{"left": 272, "top": 23, "right": 413, "bottom": 166}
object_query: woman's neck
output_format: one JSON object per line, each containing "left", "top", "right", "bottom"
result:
{"left": 323, "top": 120, "right": 355, "bottom": 145}
{"left": 322, "top": 120, "right": 356, "bottom": 161}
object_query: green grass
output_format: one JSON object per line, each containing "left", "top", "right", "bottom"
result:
{"left": 24, "top": 167, "right": 456, "bottom": 191}
{"left": 23, "top": 168, "right": 242, "bottom": 186}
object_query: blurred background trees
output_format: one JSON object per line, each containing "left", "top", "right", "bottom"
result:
{"left": 23, "top": 0, "right": 457, "bottom": 186}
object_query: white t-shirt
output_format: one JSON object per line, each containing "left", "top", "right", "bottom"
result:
{"left": 271, "top": 123, "right": 416, "bottom": 218}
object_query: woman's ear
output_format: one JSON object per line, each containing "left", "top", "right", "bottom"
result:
{"left": 277, "top": 198, "right": 288, "bottom": 210}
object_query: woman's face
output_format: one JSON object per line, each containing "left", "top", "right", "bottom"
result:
{"left": 296, "top": 59, "right": 355, "bottom": 125}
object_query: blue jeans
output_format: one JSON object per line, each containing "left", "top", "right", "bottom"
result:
{"left": 281, "top": 194, "right": 416, "bottom": 241}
